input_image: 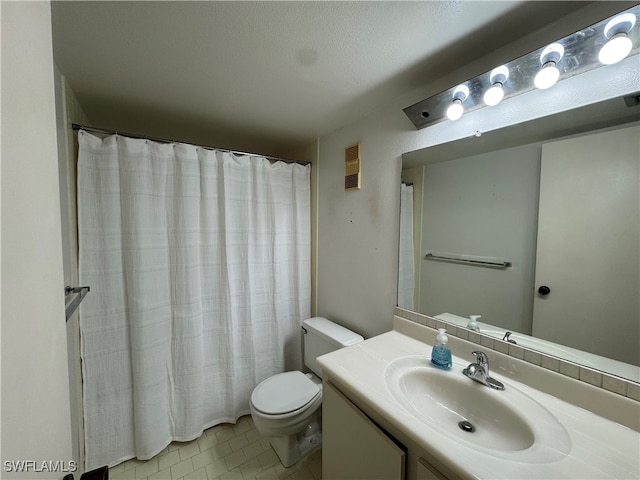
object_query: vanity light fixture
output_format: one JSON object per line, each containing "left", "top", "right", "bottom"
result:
{"left": 446, "top": 85, "right": 470, "bottom": 120}
{"left": 599, "top": 13, "right": 636, "bottom": 65}
{"left": 403, "top": 5, "right": 639, "bottom": 129}
{"left": 483, "top": 66, "right": 509, "bottom": 106}
{"left": 534, "top": 43, "right": 564, "bottom": 89}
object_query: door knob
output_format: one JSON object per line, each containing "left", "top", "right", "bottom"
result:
{"left": 538, "top": 285, "right": 551, "bottom": 296}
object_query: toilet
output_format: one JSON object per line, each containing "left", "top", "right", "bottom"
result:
{"left": 249, "top": 317, "right": 363, "bottom": 467}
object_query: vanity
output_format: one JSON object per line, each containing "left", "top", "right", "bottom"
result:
{"left": 317, "top": 316, "right": 640, "bottom": 480}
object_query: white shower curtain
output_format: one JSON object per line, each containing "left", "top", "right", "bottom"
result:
{"left": 398, "top": 183, "right": 415, "bottom": 310}
{"left": 77, "top": 130, "right": 310, "bottom": 469}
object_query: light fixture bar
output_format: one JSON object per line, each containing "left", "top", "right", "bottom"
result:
{"left": 403, "top": 5, "right": 639, "bottom": 130}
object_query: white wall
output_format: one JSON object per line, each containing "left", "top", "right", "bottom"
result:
{"left": 54, "top": 67, "right": 92, "bottom": 475}
{"left": 282, "top": 141, "right": 320, "bottom": 316}
{"left": 419, "top": 143, "right": 541, "bottom": 334}
{"left": 1, "top": 2, "right": 74, "bottom": 478}
{"left": 315, "top": 3, "right": 640, "bottom": 338}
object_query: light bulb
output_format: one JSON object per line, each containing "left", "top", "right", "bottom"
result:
{"left": 599, "top": 13, "right": 636, "bottom": 65}
{"left": 484, "top": 84, "right": 504, "bottom": 106}
{"left": 599, "top": 33, "right": 633, "bottom": 64}
{"left": 534, "top": 61, "right": 560, "bottom": 89}
{"left": 446, "top": 84, "right": 469, "bottom": 121}
{"left": 535, "top": 43, "right": 564, "bottom": 89}
{"left": 484, "top": 66, "right": 509, "bottom": 106}
{"left": 446, "top": 99, "right": 464, "bottom": 121}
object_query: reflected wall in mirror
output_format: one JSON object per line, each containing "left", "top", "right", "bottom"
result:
{"left": 400, "top": 97, "right": 639, "bottom": 383}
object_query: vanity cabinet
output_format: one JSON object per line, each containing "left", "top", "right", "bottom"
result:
{"left": 322, "top": 381, "right": 405, "bottom": 480}
{"left": 323, "top": 381, "right": 460, "bottom": 480}
{"left": 319, "top": 325, "right": 640, "bottom": 479}
{"left": 416, "top": 457, "right": 448, "bottom": 480}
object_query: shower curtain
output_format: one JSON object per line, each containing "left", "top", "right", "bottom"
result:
{"left": 398, "top": 183, "right": 415, "bottom": 310}
{"left": 77, "top": 130, "right": 310, "bottom": 469}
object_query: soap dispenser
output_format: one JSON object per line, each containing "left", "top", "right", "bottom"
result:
{"left": 431, "top": 328, "right": 452, "bottom": 370}
{"left": 467, "top": 315, "right": 481, "bottom": 332}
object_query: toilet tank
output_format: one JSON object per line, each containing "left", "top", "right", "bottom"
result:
{"left": 303, "top": 317, "right": 363, "bottom": 378}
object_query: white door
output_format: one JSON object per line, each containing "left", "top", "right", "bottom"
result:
{"left": 532, "top": 125, "right": 639, "bottom": 366}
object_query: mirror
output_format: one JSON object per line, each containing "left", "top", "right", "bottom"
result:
{"left": 400, "top": 95, "right": 640, "bottom": 383}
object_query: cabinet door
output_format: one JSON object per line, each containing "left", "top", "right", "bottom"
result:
{"left": 323, "top": 381, "right": 405, "bottom": 480}
{"left": 416, "top": 457, "right": 448, "bottom": 480}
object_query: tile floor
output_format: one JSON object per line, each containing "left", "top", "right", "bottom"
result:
{"left": 108, "top": 416, "right": 321, "bottom": 480}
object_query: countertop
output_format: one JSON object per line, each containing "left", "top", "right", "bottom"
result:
{"left": 317, "top": 329, "right": 640, "bottom": 479}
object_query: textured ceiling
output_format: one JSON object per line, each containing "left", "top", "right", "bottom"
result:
{"left": 52, "top": 1, "right": 591, "bottom": 156}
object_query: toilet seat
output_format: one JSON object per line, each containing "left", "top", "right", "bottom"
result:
{"left": 251, "top": 371, "right": 321, "bottom": 415}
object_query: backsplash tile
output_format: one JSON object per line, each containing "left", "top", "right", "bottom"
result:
{"left": 627, "top": 382, "right": 640, "bottom": 401}
{"left": 559, "top": 361, "right": 580, "bottom": 380}
{"left": 468, "top": 331, "right": 482, "bottom": 345}
{"left": 508, "top": 344, "right": 525, "bottom": 360}
{"left": 394, "top": 307, "right": 639, "bottom": 402}
{"left": 540, "top": 355, "right": 560, "bottom": 373}
{"left": 603, "top": 375, "right": 628, "bottom": 396}
{"left": 579, "top": 367, "right": 602, "bottom": 388}
{"left": 493, "top": 339, "right": 509, "bottom": 355}
{"left": 480, "top": 335, "right": 495, "bottom": 349}
{"left": 523, "top": 349, "right": 542, "bottom": 366}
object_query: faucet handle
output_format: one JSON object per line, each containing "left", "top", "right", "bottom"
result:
{"left": 472, "top": 351, "right": 489, "bottom": 367}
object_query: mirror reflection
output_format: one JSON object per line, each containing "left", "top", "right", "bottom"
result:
{"left": 400, "top": 96, "right": 639, "bottom": 382}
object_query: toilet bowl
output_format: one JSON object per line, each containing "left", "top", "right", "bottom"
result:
{"left": 249, "top": 317, "right": 363, "bottom": 467}
{"left": 250, "top": 371, "right": 323, "bottom": 466}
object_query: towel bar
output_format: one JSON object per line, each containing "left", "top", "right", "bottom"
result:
{"left": 424, "top": 251, "right": 511, "bottom": 268}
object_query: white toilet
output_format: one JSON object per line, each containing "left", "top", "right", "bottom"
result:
{"left": 249, "top": 317, "right": 363, "bottom": 467}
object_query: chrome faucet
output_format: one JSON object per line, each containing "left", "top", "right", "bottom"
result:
{"left": 462, "top": 351, "right": 505, "bottom": 390}
{"left": 502, "top": 331, "right": 517, "bottom": 344}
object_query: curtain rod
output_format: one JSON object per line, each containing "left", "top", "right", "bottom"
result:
{"left": 71, "top": 123, "right": 311, "bottom": 166}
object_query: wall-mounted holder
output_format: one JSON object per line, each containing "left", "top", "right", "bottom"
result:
{"left": 425, "top": 251, "right": 511, "bottom": 268}
{"left": 65, "top": 285, "right": 90, "bottom": 322}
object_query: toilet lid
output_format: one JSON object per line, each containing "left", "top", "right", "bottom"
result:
{"left": 251, "top": 371, "right": 320, "bottom": 415}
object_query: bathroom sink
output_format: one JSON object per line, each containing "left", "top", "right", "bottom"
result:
{"left": 385, "top": 356, "right": 571, "bottom": 462}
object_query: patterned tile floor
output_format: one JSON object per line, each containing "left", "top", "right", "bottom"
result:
{"left": 109, "top": 415, "right": 321, "bottom": 480}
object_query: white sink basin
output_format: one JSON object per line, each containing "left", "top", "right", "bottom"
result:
{"left": 385, "top": 356, "right": 571, "bottom": 462}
